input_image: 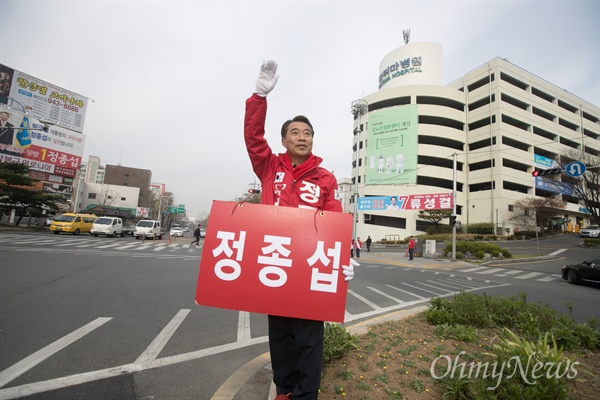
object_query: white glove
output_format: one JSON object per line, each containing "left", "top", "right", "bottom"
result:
{"left": 254, "top": 60, "right": 279, "bottom": 97}
{"left": 342, "top": 259, "right": 359, "bottom": 281}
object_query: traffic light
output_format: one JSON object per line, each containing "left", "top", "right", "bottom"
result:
{"left": 449, "top": 215, "right": 457, "bottom": 226}
{"left": 248, "top": 189, "right": 261, "bottom": 194}
{"left": 532, "top": 168, "right": 562, "bottom": 177}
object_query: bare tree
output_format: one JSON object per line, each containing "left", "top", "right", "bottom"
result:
{"left": 562, "top": 150, "right": 600, "bottom": 226}
{"left": 512, "top": 197, "right": 566, "bottom": 235}
{"left": 508, "top": 210, "right": 537, "bottom": 232}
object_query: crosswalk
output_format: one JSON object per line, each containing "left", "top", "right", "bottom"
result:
{"left": 0, "top": 232, "right": 564, "bottom": 282}
{"left": 451, "top": 264, "right": 562, "bottom": 282}
{"left": 360, "top": 260, "right": 563, "bottom": 283}
{"left": 0, "top": 233, "right": 202, "bottom": 253}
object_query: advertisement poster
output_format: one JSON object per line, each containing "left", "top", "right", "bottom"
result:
{"left": 196, "top": 201, "right": 353, "bottom": 322}
{"left": 365, "top": 105, "right": 418, "bottom": 185}
{"left": 1, "top": 64, "right": 89, "bottom": 133}
{"left": 0, "top": 105, "right": 84, "bottom": 177}
{"left": 358, "top": 193, "right": 452, "bottom": 211}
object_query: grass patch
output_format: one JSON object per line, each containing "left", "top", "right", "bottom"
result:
{"left": 319, "top": 292, "right": 600, "bottom": 400}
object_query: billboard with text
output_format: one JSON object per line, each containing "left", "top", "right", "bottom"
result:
{"left": 1, "top": 64, "right": 89, "bottom": 133}
{"left": 365, "top": 105, "right": 418, "bottom": 186}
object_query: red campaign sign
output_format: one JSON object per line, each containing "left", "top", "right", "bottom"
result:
{"left": 196, "top": 201, "right": 353, "bottom": 323}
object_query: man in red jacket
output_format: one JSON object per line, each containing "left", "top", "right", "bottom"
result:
{"left": 244, "top": 60, "right": 356, "bottom": 400}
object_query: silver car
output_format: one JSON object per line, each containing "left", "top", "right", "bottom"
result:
{"left": 580, "top": 225, "right": 600, "bottom": 238}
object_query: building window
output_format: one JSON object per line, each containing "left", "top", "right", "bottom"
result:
{"left": 124, "top": 173, "right": 129, "bottom": 178}
{"left": 108, "top": 196, "right": 113, "bottom": 200}
{"left": 121, "top": 197, "right": 126, "bottom": 201}
{"left": 508, "top": 205, "right": 514, "bottom": 212}
{"left": 88, "top": 193, "right": 97, "bottom": 199}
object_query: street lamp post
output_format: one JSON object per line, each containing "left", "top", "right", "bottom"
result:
{"left": 350, "top": 99, "right": 368, "bottom": 246}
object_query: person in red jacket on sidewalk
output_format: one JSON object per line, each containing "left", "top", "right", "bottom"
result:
{"left": 244, "top": 60, "right": 357, "bottom": 400}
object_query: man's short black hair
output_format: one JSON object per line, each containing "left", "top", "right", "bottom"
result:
{"left": 281, "top": 115, "right": 314, "bottom": 138}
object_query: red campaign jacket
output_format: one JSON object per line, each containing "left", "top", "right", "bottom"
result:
{"left": 244, "top": 93, "right": 342, "bottom": 212}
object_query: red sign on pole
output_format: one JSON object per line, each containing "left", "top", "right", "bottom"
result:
{"left": 195, "top": 201, "right": 353, "bottom": 323}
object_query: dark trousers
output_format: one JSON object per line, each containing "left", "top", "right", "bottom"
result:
{"left": 191, "top": 236, "right": 200, "bottom": 245}
{"left": 356, "top": 248, "right": 361, "bottom": 258}
{"left": 269, "top": 315, "right": 324, "bottom": 400}
{"left": 408, "top": 248, "right": 414, "bottom": 260}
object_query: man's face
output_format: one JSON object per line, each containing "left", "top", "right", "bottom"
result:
{"left": 0, "top": 113, "right": 8, "bottom": 122}
{"left": 282, "top": 121, "right": 313, "bottom": 160}
{"left": 390, "top": 197, "right": 396, "bottom": 205}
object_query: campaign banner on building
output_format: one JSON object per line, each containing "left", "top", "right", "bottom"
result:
{"left": 1, "top": 64, "right": 89, "bottom": 133}
{"left": 365, "top": 105, "right": 418, "bottom": 186}
{"left": 196, "top": 201, "right": 353, "bottom": 322}
{"left": 535, "top": 177, "right": 575, "bottom": 196}
{"left": 358, "top": 193, "right": 452, "bottom": 211}
{"left": 0, "top": 105, "right": 83, "bottom": 177}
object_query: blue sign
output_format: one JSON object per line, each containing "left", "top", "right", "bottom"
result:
{"left": 565, "top": 161, "right": 586, "bottom": 178}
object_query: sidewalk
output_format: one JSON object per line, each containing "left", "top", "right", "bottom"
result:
{"left": 211, "top": 251, "right": 473, "bottom": 400}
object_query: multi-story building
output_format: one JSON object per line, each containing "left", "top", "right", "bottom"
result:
{"left": 350, "top": 42, "right": 599, "bottom": 241}
{"left": 103, "top": 164, "right": 152, "bottom": 209}
{"left": 79, "top": 156, "right": 105, "bottom": 184}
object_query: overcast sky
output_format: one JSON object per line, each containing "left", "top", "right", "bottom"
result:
{"left": 1, "top": 0, "right": 598, "bottom": 218}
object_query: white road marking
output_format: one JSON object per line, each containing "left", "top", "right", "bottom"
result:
{"left": 135, "top": 309, "right": 190, "bottom": 365}
{"left": 237, "top": 312, "right": 251, "bottom": 342}
{"left": 0, "top": 317, "right": 112, "bottom": 388}
{"left": 348, "top": 289, "right": 382, "bottom": 310}
{"left": 368, "top": 287, "right": 407, "bottom": 305}
{"left": 514, "top": 272, "right": 544, "bottom": 280}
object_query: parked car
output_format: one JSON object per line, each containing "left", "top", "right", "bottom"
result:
{"left": 579, "top": 225, "right": 600, "bottom": 238}
{"left": 170, "top": 226, "right": 184, "bottom": 237}
{"left": 561, "top": 256, "right": 600, "bottom": 285}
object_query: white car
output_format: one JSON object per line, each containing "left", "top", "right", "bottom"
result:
{"left": 91, "top": 217, "right": 124, "bottom": 237}
{"left": 580, "top": 225, "right": 600, "bottom": 238}
{"left": 134, "top": 220, "right": 163, "bottom": 240}
{"left": 170, "top": 227, "right": 184, "bottom": 237}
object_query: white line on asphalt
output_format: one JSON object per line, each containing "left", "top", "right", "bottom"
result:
{"left": 537, "top": 274, "right": 561, "bottom": 282}
{"left": 443, "top": 278, "right": 485, "bottom": 289}
{"left": 0, "top": 317, "right": 112, "bottom": 388}
{"left": 549, "top": 249, "right": 567, "bottom": 256}
{"left": 348, "top": 289, "right": 382, "bottom": 310}
{"left": 514, "top": 272, "right": 544, "bottom": 280}
{"left": 459, "top": 266, "right": 488, "bottom": 272}
{"left": 400, "top": 282, "right": 444, "bottom": 296}
{"left": 426, "top": 280, "right": 464, "bottom": 290}
{"left": 153, "top": 247, "right": 166, "bottom": 251}
{"left": 237, "top": 312, "right": 251, "bottom": 342}
{"left": 95, "top": 243, "right": 123, "bottom": 249}
{"left": 135, "top": 309, "right": 190, "bottom": 365}
{"left": 385, "top": 285, "right": 427, "bottom": 300}
{"left": 368, "top": 287, "right": 407, "bottom": 305}
{"left": 0, "top": 336, "right": 270, "bottom": 400}
{"left": 475, "top": 268, "right": 506, "bottom": 275}
{"left": 502, "top": 270, "right": 522, "bottom": 275}
{"left": 416, "top": 281, "right": 454, "bottom": 293}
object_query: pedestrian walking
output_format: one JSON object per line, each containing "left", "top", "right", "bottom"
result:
{"left": 191, "top": 225, "right": 201, "bottom": 246}
{"left": 355, "top": 237, "right": 362, "bottom": 258}
{"left": 350, "top": 238, "right": 355, "bottom": 258}
{"left": 365, "top": 236, "right": 372, "bottom": 252}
